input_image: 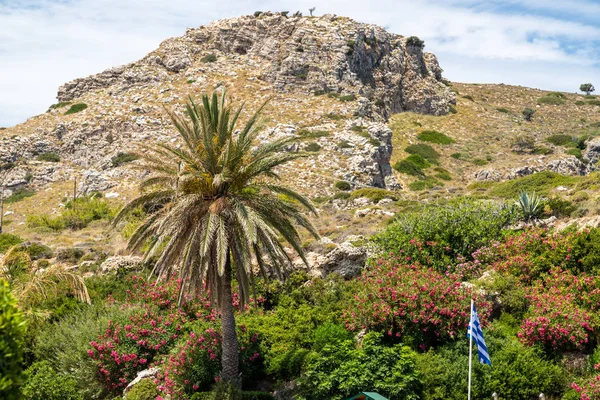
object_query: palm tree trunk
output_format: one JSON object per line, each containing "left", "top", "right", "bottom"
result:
{"left": 220, "top": 249, "right": 240, "bottom": 386}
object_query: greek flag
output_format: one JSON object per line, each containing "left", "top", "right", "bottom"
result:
{"left": 467, "top": 302, "right": 491, "bottom": 365}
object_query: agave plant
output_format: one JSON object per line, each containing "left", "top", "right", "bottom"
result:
{"left": 515, "top": 191, "right": 542, "bottom": 222}
{"left": 114, "top": 90, "right": 319, "bottom": 385}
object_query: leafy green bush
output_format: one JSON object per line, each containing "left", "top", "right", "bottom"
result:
{"left": 201, "top": 54, "right": 217, "bottom": 63}
{"left": 326, "top": 112, "right": 345, "bottom": 120}
{"left": 15, "top": 242, "right": 54, "bottom": 260}
{"left": 0, "top": 233, "right": 23, "bottom": 252}
{"left": 523, "top": 108, "right": 536, "bottom": 121}
{"left": 405, "top": 144, "right": 440, "bottom": 164}
{"left": 472, "top": 158, "right": 488, "bottom": 166}
{"left": 124, "top": 378, "right": 158, "bottom": 400}
{"left": 496, "top": 107, "right": 510, "bottom": 113}
{"left": 4, "top": 187, "right": 35, "bottom": 203}
{"left": 566, "top": 148, "right": 583, "bottom": 159}
{"left": 394, "top": 159, "right": 425, "bottom": 177}
{"left": 37, "top": 152, "right": 61, "bottom": 162}
{"left": 434, "top": 167, "right": 452, "bottom": 181}
{"left": 406, "top": 36, "right": 424, "bottom": 48}
{"left": 448, "top": 104, "right": 457, "bottom": 114}
{"left": 544, "top": 197, "right": 577, "bottom": 218}
{"left": 334, "top": 181, "right": 351, "bottom": 191}
{"left": 406, "top": 154, "right": 431, "bottom": 169}
{"left": 409, "top": 176, "right": 442, "bottom": 191}
{"left": 417, "top": 130, "right": 455, "bottom": 145}
{"left": 21, "top": 361, "right": 82, "bottom": 400}
{"left": 489, "top": 171, "right": 577, "bottom": 198}
{"left": 64, "top": 103, "right": 88, "bottom": 115}
{"left": 537, "top": 95, "right": 565, "bottom": 105}
{"left": 27, "top": 195, "right": 114, "bottom": 231}
{"left": 298, "top": 332, "right": 421, "bottom": 400}
{"left": 547, "top": 134, "right": 574, "bottom": 146}
{"left": 0, "top": 279, "right": 25, "bottom": 400}
{"left": 416, "top": 324, "right": 567, "bottom": 399}
{"left": 305, "top": 142, "right": 321, "bottom": 152}
{"left": 34, "top": 304, "right": 138, "bottom": 399}
{"left": 111, "top": 152, "right": 138, "bottom": 167}
{"left": 373, "top": 199, "right": 515, "bottom": 269}
{"left": 298, "top": 129, "right": 329, "bottom": 139}
{"left": 48, "top": 101, "right": 72, "bottom": 110}
{"left": 338, "top": 94, "right": 356, "bottom": 102}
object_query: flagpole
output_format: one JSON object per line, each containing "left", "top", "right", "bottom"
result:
{"left": 468, "top": 298, "right": 474, "bottom": 400}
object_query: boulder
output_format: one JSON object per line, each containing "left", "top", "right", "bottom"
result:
{"left": 100, "top": 255, "right": 143, "bottom": 274}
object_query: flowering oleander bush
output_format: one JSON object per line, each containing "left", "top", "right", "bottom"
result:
{"left": 571, "top": 373, "right": 600, "bottom": 400}
{"left": 344, "top": 257, "right": 491, "bottom": 347}
{"left": 518, "top": 269, "right": 600, "bottom": 351}
{"left": 88, "top": 276, "right": 217, "bottom": 394}
{"left": 157, "top": 323, "right": 261, "bottom": 398}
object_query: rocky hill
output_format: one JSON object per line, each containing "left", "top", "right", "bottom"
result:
{"left": 1, "top": 12, "right": 599, "bottom": 265}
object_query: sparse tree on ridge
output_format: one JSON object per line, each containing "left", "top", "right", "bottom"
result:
{"left": 580, "top": 83, "right": 595, "bottom": 96}
{"left": 113, "top": 90, "right": 319, "bottom": 388}
{"left": 309, "top": 7, "right": 316, "bottom": 17}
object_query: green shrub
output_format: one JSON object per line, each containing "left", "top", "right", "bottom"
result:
{"left": 406, "top": 36, "right": 424, "bottom": 48}
{"left": 337, "top": 140, "right": 352, "bottom": 149}
{"left": 34, "top": 304, "right": 138, "bottom": 399}
{"left": 463, "top": 95, "right": 474, "bottom": 101}
{"left": 298, "top": 332, "right": 421, "bottom": 400}
{"left": 448, "top": 104, "right": 457, "bottom": 114}
{"left": 187, "top": 79, "right": 196, "bottom": 84}
{"left": 201, "top": 54, "right": 217, "bottom": 63}
{"left": 298, "top": 129, "right": 329, "bottom": 139}
{"left": 325, "top": 112, "right": 344, "bottom": 120}
{"left": 537, "top": 95, "right": 565, "bottom": 105}
{"left": 26, "top": 195, "right": 114, "bottom": 231}
{"left": 0, "top": 233, "right": 23, "bottom": 252}
{"left": 588, "top": 100, "right": 600, "bottom": 106}
{"left": 0, "top": 279, "right": 25, "bottom": 400}
{"left": 472, "top": 158, "right": 488, "bottom": 166}
{"left": 15, "top": 242, "right": 54, "bottom": 260}
{"left": 496, "top": 107, "right": 510, "bottom": 113}
{"left": 349, "top": 188, "right": 398, "bottom": 203}
{"left": 4, "top": 187, "right": 35, "bottom": 203}
{"left": 338, "top": 94, "right": 356, "bottom": 102}
{"left": 450, "top": 152, "right": 463, "bottom": 159}
{"left": 405, "top": 154, "right": 430, "bottom": 169}
{"left": 544, "top": 197, "right": 577, "bottom": 218}
{"left": 522, "top": 108, "right": 536, "bottom": 121}
{"left": 111, "top": 152, "right": 138, "bottom": 167}
{"left": 313, "top": 89, "right": 327, "bottom": 96}
{"left": 533, "top": 147, "right": 553, "bottom": 155}
{"left": 417, "top": 130, "right": 455, "bottom": 145}
{"left": 305, "top": 142, "right": 321, "bottom": 152}
{"left": 375, "top": 99, "right": 385, "bottom": 107}
{"left": 373, "top": 199, "right": 515, "bottom": 269}
{"left": 56, "top": 247, "right": 85, "bottom": 263}
{"left": 124, "top": 379, "right": 158, "bottom": 400}
{"left": 37, "top": 152, "right": 61, "bottom": 162}
{"left": 64, "top": 103, "right": 88, "bottom": 115}
{"left": 48, "top": 101, "right": 72, "bottom": 110}
{"left": 575, "top": 101, "right": 585, "bottom": 106}
{"left": 349, "top": 125, "right": 364, "bottom": 132}
{"left": 408, "top": 176, "right": 442, "bottom": 191}
{"left": 546, "top": 134, "right": 574, "bottom": 146}
{"left": 566, "top": 148, "right": 583, "bottom": 159}
{"left": 394, "top": 160, "right": 424, "bottom": 177}
{"left": 334, "top": 181, "right": 351, "bottom": 191}
{"left": 548, "top": 91, "right": 566, "bottom": 99}
{"left": 434, "top": 167, "right": 452, "bottom": 181}
{"left": 21, "top": 361, "right": 82, "bottom": 400}
{"left": 416, "top": 324, "right": 567, "bottom": 399}
{"left": 489, "top": 171, "right": 577, "bottom": 198}
{"left": 405, "top": 144, "right": 440, "bottom": 165}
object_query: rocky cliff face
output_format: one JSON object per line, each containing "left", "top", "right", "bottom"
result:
{"left": 1, "top": 13, "right": 458, "bottom": 199}
{"left": 58, "top": 12, "right": 455, "bottom": 119}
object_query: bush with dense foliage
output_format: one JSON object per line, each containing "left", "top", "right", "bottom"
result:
{"left": 417, "top": 130, "right": 455, "bottom": 145}
{"left": 373, "top": 199, "right": 515, "bottom": 269}
{"left": 21, "top": 361, "right": 82, "bottom": 400}
{"left": 404, "top": 143, "right": 440, "bottom": 164}
{"left": 345, "top": 258, "right": 491, "bottom": 347}
{"left": 27, "top": 195, "right": 113, "bottom": 231}
{"left": 298, "top": 332, "right": 421, "bottom": 400}
{"left": 0, "top": 279, "right": 26, "bottom": 400}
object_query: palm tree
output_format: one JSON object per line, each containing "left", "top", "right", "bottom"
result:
{"left": 114, "top": 90, "right": 319, "bottom": 386}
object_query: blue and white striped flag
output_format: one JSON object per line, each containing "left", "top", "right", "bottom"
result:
{"left": 467, "top": 302, "right": 491, "bottom": 365}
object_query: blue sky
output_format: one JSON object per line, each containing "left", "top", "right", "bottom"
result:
{"left": 1, "top": 0, "right": 599, "bottom": 127}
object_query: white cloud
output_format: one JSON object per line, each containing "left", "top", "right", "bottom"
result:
{"left": 0, "top": 0, "right": 599, "bottom": 126}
